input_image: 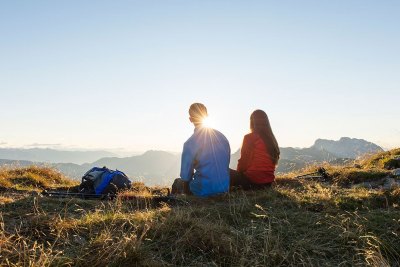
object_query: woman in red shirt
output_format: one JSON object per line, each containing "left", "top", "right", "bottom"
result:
{"left": 230, "top": 109, "right": 280, "bottom": 190}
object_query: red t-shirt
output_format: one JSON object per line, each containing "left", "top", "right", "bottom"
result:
{"left": 237, "top": 132, "right": 276, "bottom": 184}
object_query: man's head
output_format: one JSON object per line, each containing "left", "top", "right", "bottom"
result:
{"left": 189, "top": 103, "right": 208, "bottom": 127}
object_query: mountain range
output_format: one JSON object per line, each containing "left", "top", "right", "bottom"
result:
{"left": 0, "top": 148, "right": 116, "bottom": 164}
{"left": 230, "top": 137, "right": 383, "bottom": 173}
{"left": 0, "top": 137, "right": 384, "bottom": 186}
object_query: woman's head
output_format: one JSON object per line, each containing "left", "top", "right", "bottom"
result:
{"left": 250, "top": 110, "right": 269, "bottom": 132}
{"left": 250, "top": 109, "right": 280, "bottom": 165}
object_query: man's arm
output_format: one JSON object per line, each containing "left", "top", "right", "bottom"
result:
{"left": 180, "top": 141, "right": 195, "bottom": 181}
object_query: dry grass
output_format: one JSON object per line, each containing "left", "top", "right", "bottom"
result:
{"left": 0, "top": 165, "right": 77, "bottom": 190}
{"left": 1, "top": 191, "right": 399, "bottom": 266}
{"left": 360, "top": 148, "right": 400, "bottom": 169}
{"left": 0, "top": 196, "right": 13, "bottom": 204}
{"left": 280, "top": 163, "right": 391, "bottom": 187}
{"left": 1, "top": 151, "right": 400, "bottom": 266}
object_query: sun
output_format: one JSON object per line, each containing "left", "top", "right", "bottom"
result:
{"left": 202, "top": 116, "right": 215, "bottom": 128}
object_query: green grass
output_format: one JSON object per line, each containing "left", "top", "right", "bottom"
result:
{"left": 1, "top": 150, "right": 400, "bottom": 266}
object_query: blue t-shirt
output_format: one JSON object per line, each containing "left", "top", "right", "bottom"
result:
{"left": 180, "top": 127, "right": 231, "bottom": 197}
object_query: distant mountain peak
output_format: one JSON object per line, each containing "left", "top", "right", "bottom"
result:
{"left": 312, "top": 137, "right": 383, "bottom": 158}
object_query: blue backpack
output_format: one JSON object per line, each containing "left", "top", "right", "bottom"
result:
{"left": 79, "top": 166, "right": 131, "bottom": 195}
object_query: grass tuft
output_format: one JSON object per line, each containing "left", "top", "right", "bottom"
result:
{"left": 0, "top": 165, "right": 77, "bottom": 190}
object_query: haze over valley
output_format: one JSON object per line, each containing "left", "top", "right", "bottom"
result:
{"left": 0, "top": 137, "right": 384, "bottom": 186}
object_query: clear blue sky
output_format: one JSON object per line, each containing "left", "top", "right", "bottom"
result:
{"left": 1, "top": 1, "right": 399, "bottom": 153}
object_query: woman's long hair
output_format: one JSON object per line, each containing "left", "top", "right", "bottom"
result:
{"left": 250, "top": 110, "right": 280, "bottom": 165}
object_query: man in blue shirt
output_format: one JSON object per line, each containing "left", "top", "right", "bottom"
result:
{"left": 173, "top": 103, "right": 231, "bottom": 197}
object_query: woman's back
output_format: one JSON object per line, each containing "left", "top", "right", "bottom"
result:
{"left": 247, "top": 133, "right": 275, "bottom": 171}
{"left": 237, "top": 132, "right": 275, "bottom": 184}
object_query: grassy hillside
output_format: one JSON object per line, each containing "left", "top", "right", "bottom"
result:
{"left": 1, "top": 150, "right": 400, "bottom": 266}
{"left": 361, "top": 148, "right": 400, "bottom": 170}
{"left": 0, "top": 166, "right": 77, "bottom": 190}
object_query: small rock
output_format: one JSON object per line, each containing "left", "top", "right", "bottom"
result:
{"left": 352, "top": 181, "right": 382, "bottom": 189}
{"left": 352, "top": 182, "right": 373, "bottom": 189}
{"left": 384, "top": 158, "right": 400, "bottom": 170}
{"left": 353, "top": 164, "right": 362, "bottom": 169}
{"left": 73, "top": 235, "right": 86, "bottom": 245}
{"left": 383, "top": 177, "right": 400, "bottom": 190}
{"left": 31, "top": 191, "right": 41, "bottom": 197}
{"left": 392, "top": 168, "right": 400, "bottom": 177}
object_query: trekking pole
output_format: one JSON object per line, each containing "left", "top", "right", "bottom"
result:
{"left": 41, "top": 190, "right": 115, "bottom": 199}
{"left": 294, "top": 167, "right": 329, "bottom": 180}
{"left": 42, "top": 190, "right": 189, "bottom": 205}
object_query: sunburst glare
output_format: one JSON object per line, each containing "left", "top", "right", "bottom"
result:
{"left": 202, "top": 116, "right": 216, "bottom": 128}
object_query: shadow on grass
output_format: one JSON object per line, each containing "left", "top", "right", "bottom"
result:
{"left": 142, "top": 185, "right": 400, "bottom": 266}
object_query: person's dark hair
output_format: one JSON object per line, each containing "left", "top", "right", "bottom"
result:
{"left": 189, "top": 103, "right": 208, "bottom": 124}
{"left": 250, "top": 110, "right": 280, "bottom": 165}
